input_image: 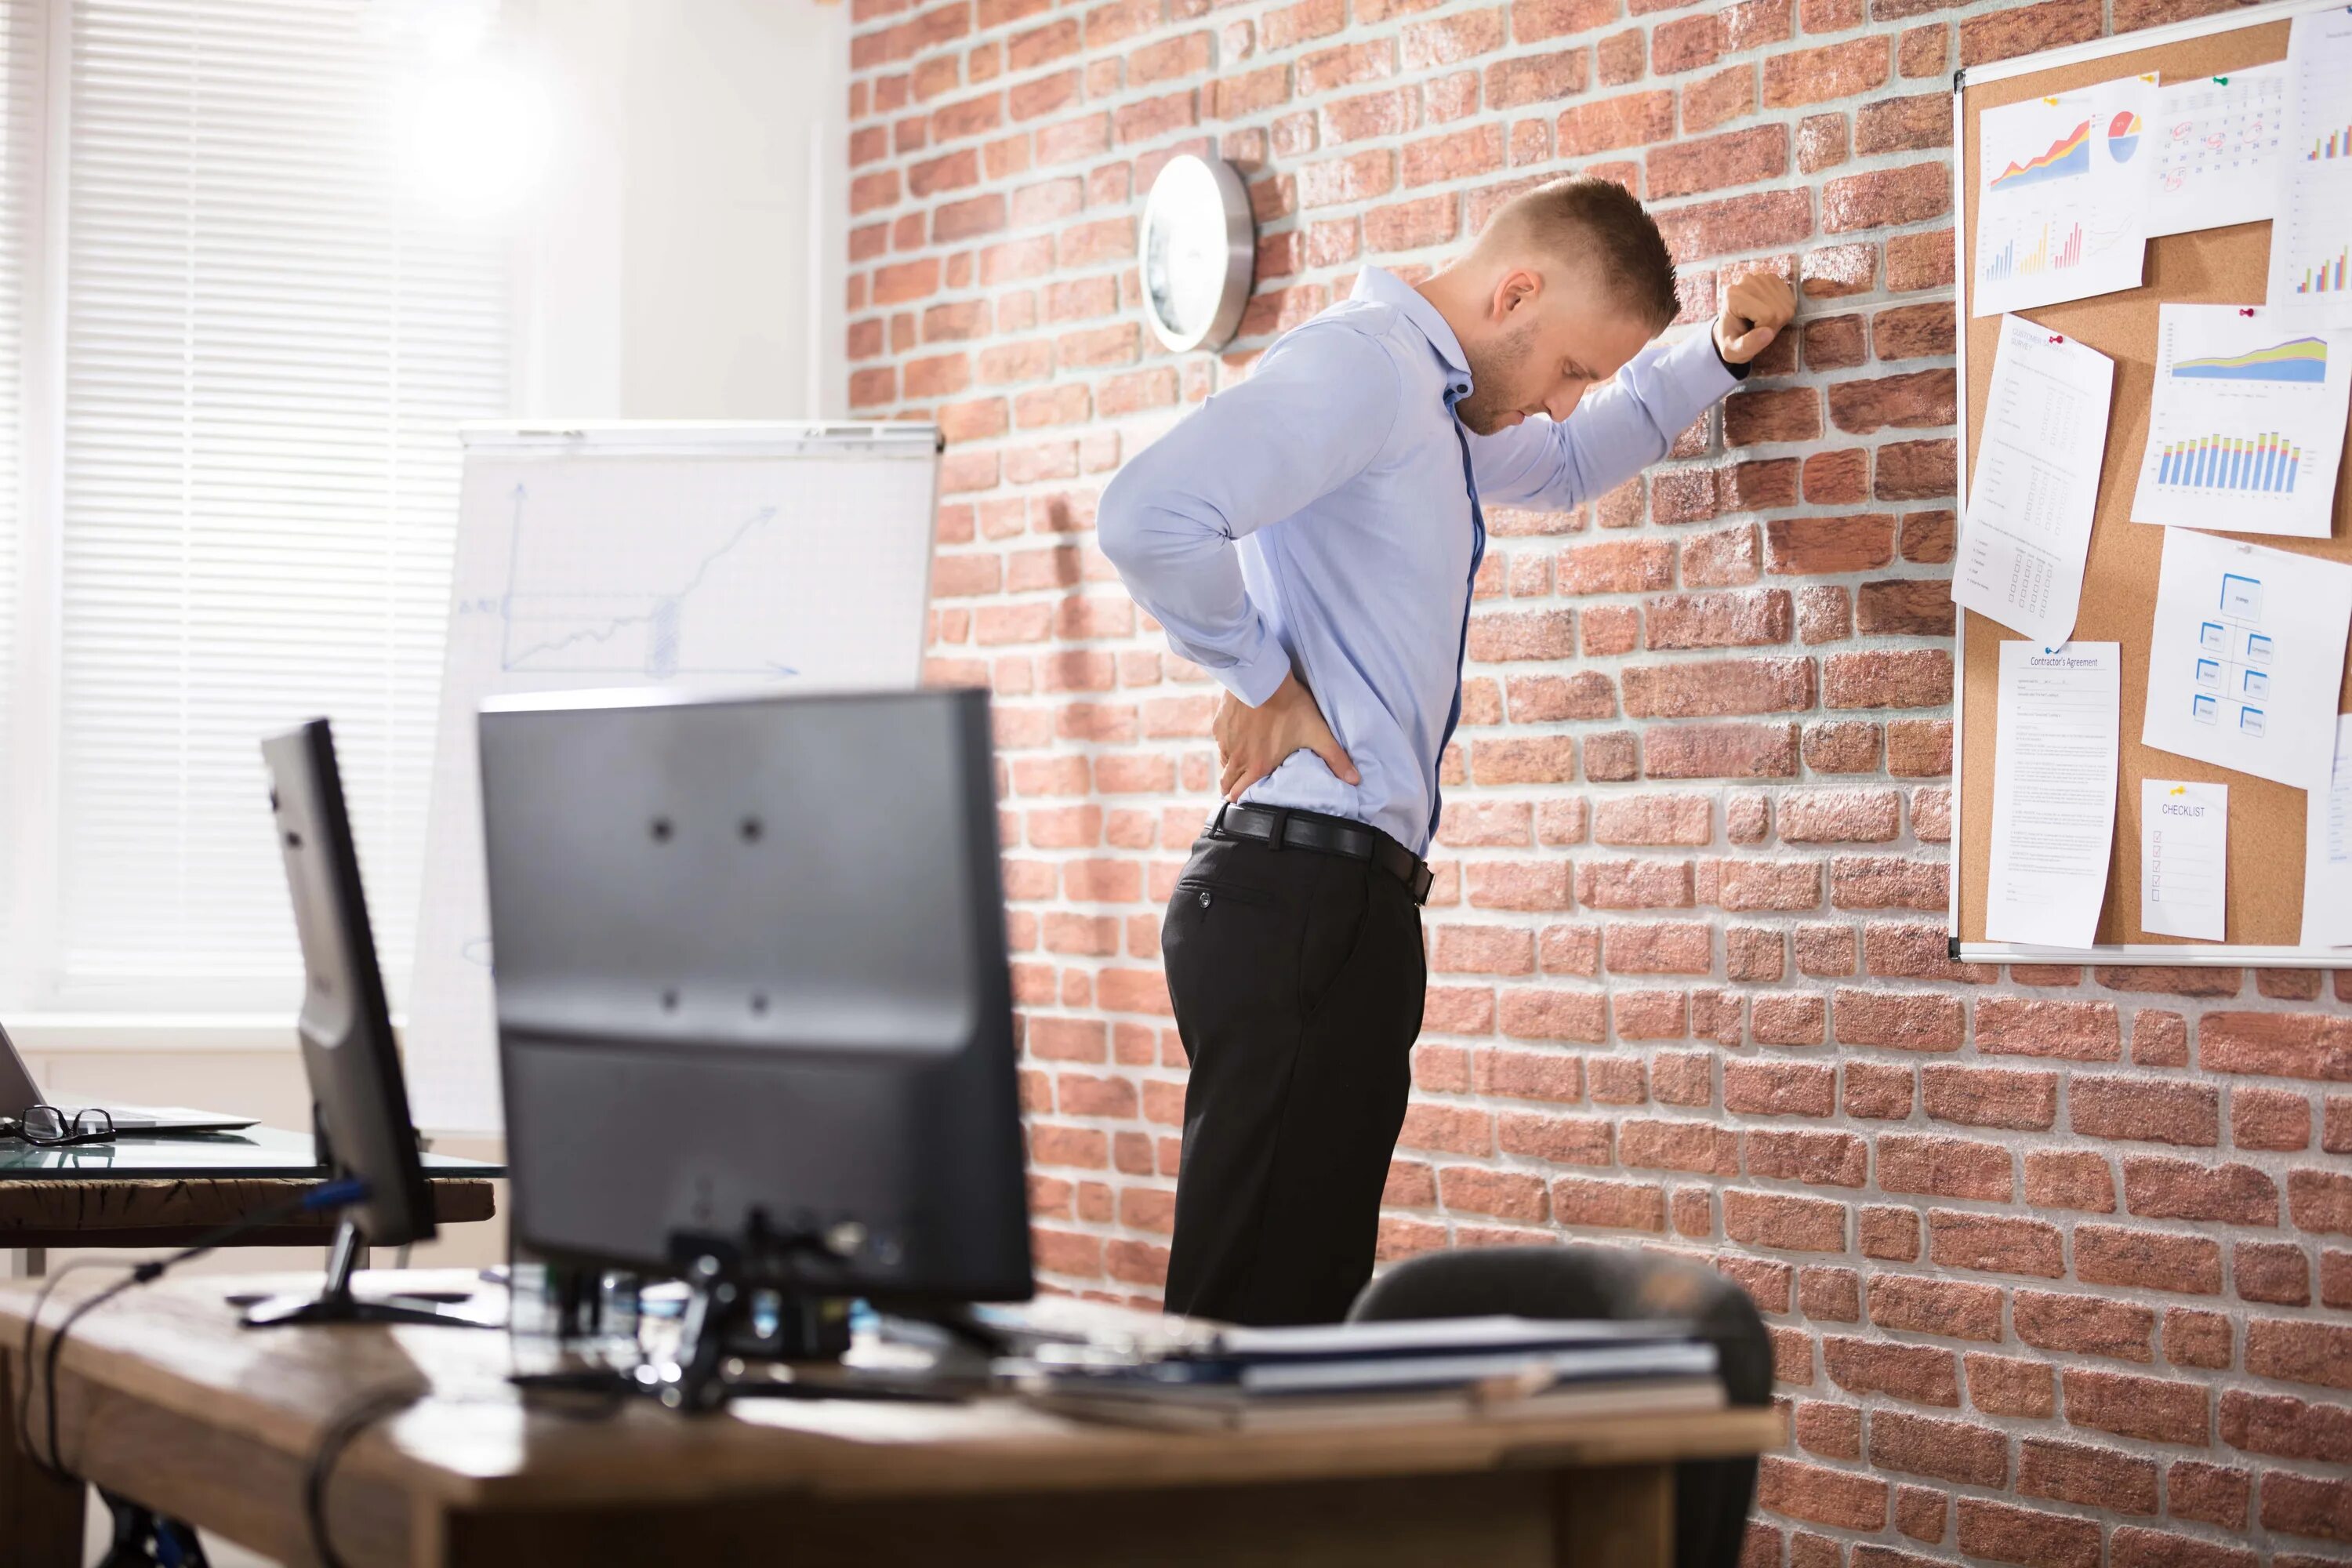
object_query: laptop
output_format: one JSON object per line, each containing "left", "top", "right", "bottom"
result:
{"left": 0, "top": 1020, "right": 257, "bottom": 1135}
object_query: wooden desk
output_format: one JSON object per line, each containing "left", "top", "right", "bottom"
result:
{"left": 0, "top": 1269, "right": 1781, "bottom": 1568}
{"left": 0, "top": 1127, "right": 499, "bottom": 1267}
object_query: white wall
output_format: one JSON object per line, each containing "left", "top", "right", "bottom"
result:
{"left": 520, "top": 0, "right": 850, "bottom": 420}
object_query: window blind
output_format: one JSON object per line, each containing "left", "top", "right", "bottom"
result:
{"left": 55, "top": 0, "right": 508, "bottom": 1007}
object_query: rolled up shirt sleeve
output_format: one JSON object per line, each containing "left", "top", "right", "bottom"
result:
{"left": 1097, "top": 323, "right": 1403, "bottom": 707}
{"left": 1465, "top": 328, "right": 1742, "bottom": 512}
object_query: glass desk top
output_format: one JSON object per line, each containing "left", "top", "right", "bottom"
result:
{"left": 0, "top": 1124, "right": 503, "bottom": 1180}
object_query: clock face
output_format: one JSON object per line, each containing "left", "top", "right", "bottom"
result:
{"left": 1141, "top": 155, "right": 1254, "bottom": 354}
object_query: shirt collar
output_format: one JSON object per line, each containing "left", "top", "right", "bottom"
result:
{"left": 1352, "top": 266, "right": 1472, "bottom": 401}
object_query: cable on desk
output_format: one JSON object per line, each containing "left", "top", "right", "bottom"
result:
{"left": 14, "top": 1177, "right": 370, "bottom": 1483}
{"left": 303, "top": 1383, "right": 426, "bottom": 1568}
{"left": 14, "top": 1258, "right": 136, "bottom": 1481}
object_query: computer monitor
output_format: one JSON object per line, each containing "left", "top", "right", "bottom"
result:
{"left": 247, "top": 717, "right": 471, "bottom": 1328}
{"left": 477, "top": 687, "right": 1032, "bottom": 1400}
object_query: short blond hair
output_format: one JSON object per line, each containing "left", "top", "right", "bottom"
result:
{"left": 1480, "top": 176, "right": 1680, "bottom": 332}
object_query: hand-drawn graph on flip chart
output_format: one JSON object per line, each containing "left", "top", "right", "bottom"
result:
{"left": 405, "top": 424, "right": 941, "bottom": 1131}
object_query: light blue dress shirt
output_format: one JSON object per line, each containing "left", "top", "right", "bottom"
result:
{"left": 1098, "top": 266, "right": 1741, "bottom": 857}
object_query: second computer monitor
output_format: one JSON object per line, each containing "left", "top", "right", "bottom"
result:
{"left": 260, "top": 718, "right": 437, "bottom": 1249}
{"left": 477, "top": 686, "right": 1032, "bottom": 1305}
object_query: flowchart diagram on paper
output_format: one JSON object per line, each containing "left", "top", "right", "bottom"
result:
{"left": 2142, "top": 529, "right": 2352, "bottom": 790}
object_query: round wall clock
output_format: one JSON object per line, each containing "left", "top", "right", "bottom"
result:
{"left": 1139, "top": 154, "right": 1255, "bottom": 354}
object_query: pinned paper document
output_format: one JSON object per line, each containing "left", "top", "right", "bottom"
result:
{"left": 1985, "top": 641, "right": 2120, "bottom": 948}
{"left": 1973, "top": 75, "right": 2157, "bottom": 318}
{"left": 2141, "top": 529, "right": 2352, "bottom": 790}
{"left": 1953, "top": 318, "right": 2113, "bottom": 646}
{"left": 2301, "top": 714, "right": 2352, "bottom": 947}
{"left": 2149, "top": 66, "right": 2286, "bottom": 238}
{"left": 2140, "top": 779, "right": 2228, "bottom": 941}
{"left": 2269, "top": 10, "right": 2352, "bottom": 325}
{"left": 2129, "top": 304, "right": 2352, "bottom": 539}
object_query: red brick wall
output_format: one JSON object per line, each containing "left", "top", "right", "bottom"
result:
{"left": 842, "top": 0, "right": 2352, "bottom": 1559}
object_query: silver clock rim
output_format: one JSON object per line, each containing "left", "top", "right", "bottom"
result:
{"left": 1140, "top": 154, "right": 1257, "bottom": 355}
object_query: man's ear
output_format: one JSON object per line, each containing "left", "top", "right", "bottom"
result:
{"left": 1491, "top": 267, "right": 1541, "bottom": 322}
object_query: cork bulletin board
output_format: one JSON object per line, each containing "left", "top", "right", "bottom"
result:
{"left": 1951, "top": 0, "right": 2352, "bottom": 964}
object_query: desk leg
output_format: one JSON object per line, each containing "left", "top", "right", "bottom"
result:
{"left": 0, "top": 1354, "right": 85, "bottom": 1568}
{"left": 1553, "top": 1462, "right": 1671, "bottom": 1568}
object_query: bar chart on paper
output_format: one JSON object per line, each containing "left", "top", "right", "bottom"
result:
{"left": 2270, "top": 9, "right": 2352, "bottom": 323}
{"left": 2294, "top": 245, "right": 2349, "bottom": 298}
{"left": 1980, "top": 221, "right": 2085, "bottom": 281}
{"left": 2129, "top": 305, "right": 2352, "bottom": 536}
{"left": 2151, "top": 434, "right": 2308, "bottom": 492}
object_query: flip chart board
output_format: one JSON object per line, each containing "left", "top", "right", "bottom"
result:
{"left": 406, "top": 423, "right": 941, "bottom": 1129}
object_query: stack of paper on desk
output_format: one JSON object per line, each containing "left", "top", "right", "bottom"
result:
{"left": 1018, "top": 1316, "right": 1724, "bottom": 1432}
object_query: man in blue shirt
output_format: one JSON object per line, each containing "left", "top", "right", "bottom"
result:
{"left": 1098, "top": 176, "right": 1795, "bottom": 1327}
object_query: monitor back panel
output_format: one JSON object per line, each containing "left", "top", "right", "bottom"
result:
{"left": 478, "top": 688, "right": 1031, "bottom": 1300}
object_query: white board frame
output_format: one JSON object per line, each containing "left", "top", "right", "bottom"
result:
{"left": 1947, "top": 0, "right": 2352, "bottom": 967}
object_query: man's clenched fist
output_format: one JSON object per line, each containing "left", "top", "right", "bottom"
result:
{"left": 1713, "top": 272, "right": 1798, "bottom": 366}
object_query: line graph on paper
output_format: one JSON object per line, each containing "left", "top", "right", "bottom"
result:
{"left": 488, "top": 485, "right": 804, "bottom": 677}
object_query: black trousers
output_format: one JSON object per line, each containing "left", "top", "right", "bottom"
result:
{"left": 1159, "top": 824, "right": 1427, "bottom": 1326}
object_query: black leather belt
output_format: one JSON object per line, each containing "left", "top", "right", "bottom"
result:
{"left": 1209, "top": 803, "right": 1435, "bottom": 905}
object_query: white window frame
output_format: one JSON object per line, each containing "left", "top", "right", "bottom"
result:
{"left": 2, "top": 0, "right": 71, "bottom": 1025}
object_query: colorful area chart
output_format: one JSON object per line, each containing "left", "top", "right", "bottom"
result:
{"left": 1991, "top": 121, "right": 2091, "bottom": 189}
{"left": 2171, "top": 336, "right": 2329, "bottom": 383}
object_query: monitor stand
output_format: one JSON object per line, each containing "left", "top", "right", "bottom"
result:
{"left": 510, "top": 1242, "right": 966, "bottom": 1413}
{"left": 235, "top": 1217, "right": 492, "bottom": 1330}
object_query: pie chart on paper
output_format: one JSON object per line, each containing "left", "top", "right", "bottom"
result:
{"left": 2108, "top": 110, "right": 2143, "bottom": 162}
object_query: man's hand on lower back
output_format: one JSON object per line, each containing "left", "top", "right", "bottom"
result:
{"left": 1215, "top": 672, "right": 1360, "bottom": 803}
